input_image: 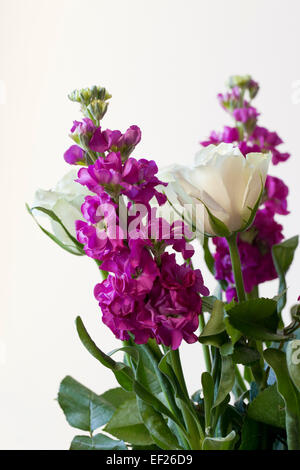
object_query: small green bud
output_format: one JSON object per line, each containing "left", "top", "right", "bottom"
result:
{"left": 227, "top": 75, "right": 252, "bottom": 89}
{"left": 87, "top": 98, "right": 109, "bottom": 121}
{"left": 68, "top": 86, "right": 112, "bottom": 121}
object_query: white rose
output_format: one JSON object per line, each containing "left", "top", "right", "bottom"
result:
{"left": 33, "top": 169, "right": 91, "bottom": 246}
{"left": 160, "top": 143, "right": 270, "bottom": 236}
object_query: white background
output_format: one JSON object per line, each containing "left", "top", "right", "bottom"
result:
{"left": 1, "top": 0, "right": 300, "bottom": 449}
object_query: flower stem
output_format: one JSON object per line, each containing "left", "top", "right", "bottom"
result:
{"left": 170, "top": 348, "right": 204, "bottom": 448}
{"left": 227, "top": 234, "right": 266, "bottom": 389}
{"left": 226, "top": 233, "right": 246, "bottom": 303}
{"left": 199, "top": 315, "right": 212, "bottom": 373}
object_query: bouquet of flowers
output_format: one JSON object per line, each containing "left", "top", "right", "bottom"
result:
{"left": 28, "top": 75, "right": 300, "bottom": 451}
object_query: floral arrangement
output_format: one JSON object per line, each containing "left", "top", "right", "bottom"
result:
{"left": 28, "top": 75, "right": 300, "bottom": 451}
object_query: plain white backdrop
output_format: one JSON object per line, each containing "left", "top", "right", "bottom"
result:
{"left": 1, "top": 0, "right": 300, "bottom": 449}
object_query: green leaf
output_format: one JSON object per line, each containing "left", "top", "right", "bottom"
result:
{"left": 241, "top": 177, "right": 264, "bottom": 232}
{"left": 76, "top": 316, "right": 135, "bottom": 391}
{"left": 264, "top": 348, "right": 300, "bottom": 450}
{"left": 198, "top": 300, "right": 228, "bottom": 347}
{"left": 133, "top": 379, "right": 180, "bottom": 426}
{"left": 202, "top": 296, "right": 218, "bottom": 314}
{"left": 202, "top": 236, "right": 215, "bottom": 275}
{"left": 109, "top": 344, "right": 162, "bottom": 396}
{"left": 286, "top": 340, "right": 300, "bottom": 392}
{"left": 202, "top": 430, "right": 236, "bottom": 450}
{"left": 213, "top": 356, "right": 235, "bottom": 409}
{"left": 239, "top": 417, "right": 263, "bottom": 450}
{"left": 104, "top": 397, "right": 154, "bottom": 446}
{"left": 70, "top": 433, "right": 127, "bottom": 450}
{"left": 202, "top": 203, "right": 231, "bottom": 237}
{"left": 247, "top": 384, "right": 285, "bottom": 429}
{"left": 231, "top": 344, "right": 261, "bottom": 365}
{"left": 135, "top": 345, "right": 163, "bottom": 395}
{"left": 58, "top": 376, "right": 115, "bottom": 432}
{"left": 26, "top": 204, "right": 84, "bottom": 256}
{"left": 224, "top": 317, "right": 242, "bottom": 347}
{"left": 137, "top": 398, "right": 181, "bottom": 450}
{"left": 272, "top": 236, "right": 299, "bottom": 312}
{"left": 99, "top": 387, "right": 135, "bottom": 409}
{"left": 227, "top": 298, "right": 290, "bottom": 342}
{"left": 201, "top": 372, "right": 214, "bottom": 430}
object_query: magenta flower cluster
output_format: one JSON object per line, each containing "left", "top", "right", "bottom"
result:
{"left": 64, "top": 118, "right": 142, "bottom": 165}
{"left": 63, "top": 119, "right": 209, "bottom": 349}
{"left": 203, "top": 82, "right": 290, "bottom": 165}
{"left": 201, "top": 77, "right": 290, "bottom": 300}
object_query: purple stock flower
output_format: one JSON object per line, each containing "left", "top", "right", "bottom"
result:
{"left": 76, "top": 153, "right": 167, "bottom": 206}
{"left": 233, "top": 106, "right": 259, "bottom": 123}
{"left": 94, "top": 274, "right": 154, "bottom": 343}
{"left": 116, "top": 125, "right": 142, "bottom": 155}
{"left": 71, "top": 118, "right": 96, "bottom": 135}
{"left": 76, "top": 192, "right": 124, "bottom": 260}
{"left": 146, "top": 253, "right": 209, "bottom": 349}
{"left": 89, "top": 128, "right": 122, "bottom": 153}
{"left": 264, "top": 175, "right": 289, "bottom": 215}
{"left": 121, "top": 158, "right": 167, "bottom": 206}
{"left": 63, "top": 145, "right": 85, "bottom": 165}
{"left": 94, "top": 252, "right": 209, "bottom": 349}
{"left": 76, "top": 152, "right": 123, "bottom": 194}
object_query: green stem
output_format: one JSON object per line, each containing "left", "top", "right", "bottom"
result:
{"left": 170, "top": 349, "right": 204, "bottom": 448}
{"left": 226, "top": 233, "right": 246, "bottom": 302}
{"left": 246, "top": 285, "right": 259, "bottom": 300}
{"left": 140, "top": 344, "right": 190, "bottom": 450}
{"left": 199, "top": 315, "right": 212, "bottom": 373}
{"left": 227, "top": 234, "right": 265, "bottom": 390}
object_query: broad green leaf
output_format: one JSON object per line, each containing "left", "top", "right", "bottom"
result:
{"left": 198, "top": 300, "right": 228, "bottom": 347}
{"left": 202, "top": 430, "right": 236, "bottom": 450}
{"left": 201, "top": 372, "right": 214, "bottom": 430}
{"left": 213, "top": 356, "right": 235, "bottom": 409}
{"left": 58, "top": 376, "right": 115, "bottom": 432}
{"left": 76, "top": 316, "right": 134, "bottom": 391}
{"left": 239, "top": 417, "right": 262, "bottom": 450}
{"left": 272, "top": 236, "right": 299, "bottom": 312}
{"left": 70, "top": 433, "right": 127, "bottom": 450}
{"left": 231, "top": 344, "right": 261, "bottom": 365}
{"left": 137, "top": 398, "right": 181, "bottom": 450}
{"left": 247, "top": 384, "right": 285, "bottom": 429}
{"left": 99, "top": 387, "right": 135, "bottom": 409}
{"left": 109, "top": 344, "right": 162, "bottom": 396}
{"left": 136, "top": 345, "right": 164, "bottom": 395}
{"left": 224, "top": 317, "right": 242, "bottom": 347}
{"left": 264, "top": 348, "right": 300, "bottom": 450}
{"left": 286, "top": 341, "right": 300, "bottom": 392}
{"left": 104, "top": 397, "right": 154, "bottom": 446}
{"left": 227, "top": 298, "right": 290, "bottom": 342}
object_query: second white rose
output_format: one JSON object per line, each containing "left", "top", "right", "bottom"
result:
{"left": 160, "top": 143, "right": 271, "bottom": 236}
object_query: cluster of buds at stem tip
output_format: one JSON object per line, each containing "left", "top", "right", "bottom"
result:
{"left": 227, "top": 74, "right": 259, "bottom": 99}
{"left": 68, "top": 86, "right": 112, "bottom": 122}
